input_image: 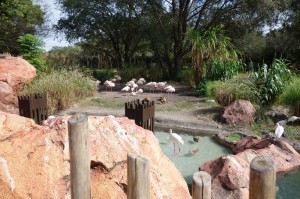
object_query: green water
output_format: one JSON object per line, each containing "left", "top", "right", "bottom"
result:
{"left": 154, "top": 130, "right": 231, "bottom": 185}
{"left": 155, "top": 130, "right": 300, "bottom": 198}
{"left": 277, "top": 168, "right": 300, "bottom": 199}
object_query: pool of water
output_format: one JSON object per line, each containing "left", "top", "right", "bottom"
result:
{"left": 154, "top": 130, "right": 231, "bottom": 185}
{"left": 277, "top": 168, "right": 300, "bottom": 199}
{"left": 155, "top": 129, "right": 300, "bottom": 198}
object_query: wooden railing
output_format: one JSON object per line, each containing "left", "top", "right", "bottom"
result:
{"left": 125, "top": 99, "right": 155, "bottom": 131}
{"left": 18, "top": 93, "right": 48, "bottom": 124}
{"left": 67, "top": 114, "right": 276, "bottom": 199}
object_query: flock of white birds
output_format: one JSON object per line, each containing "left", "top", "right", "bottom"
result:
{"left": 102, "top": 76, "right": 176, "bottom": 96}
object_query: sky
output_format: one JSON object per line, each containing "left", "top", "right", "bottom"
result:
{"left": 36, "top": 0, "right": 70, "bottom": 51}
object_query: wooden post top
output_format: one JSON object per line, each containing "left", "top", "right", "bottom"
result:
{"left": 250, "top": 156, "right": 275, "bottom": 173}
{"left": 68, "top": 114, "right": 88, "bottom": 125}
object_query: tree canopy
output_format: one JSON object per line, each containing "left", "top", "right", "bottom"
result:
{"left": 0, "top": 0, "right": 45, "bottom": 54}
{"left": 55, "top": 0, "right": 296, "bottom": 79}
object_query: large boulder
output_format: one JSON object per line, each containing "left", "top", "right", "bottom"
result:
{"left": 0, "top": 112, "right": 191, "bottom": 199}
{"left": 0, "top": 55, "right": 36, "bottom": 114}
{"left": 200, "top": 136, "right": 300, "bottom": 199}
{"left": 223, "top": 100, "right": 256, "bottom": 125}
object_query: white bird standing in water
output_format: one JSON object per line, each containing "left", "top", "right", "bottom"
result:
{"left": 168, "top": 129, "right": 184, "bottom": 156}
{"left": 275, "top": 123, "right": 284, "bottom": 140}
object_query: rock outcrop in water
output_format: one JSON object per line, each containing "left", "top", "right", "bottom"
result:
{"left": 200, "top": 134, "right": 300, "bottom": 199}
{"left": 0, "top": 112, "right": 191, "bottom": 199}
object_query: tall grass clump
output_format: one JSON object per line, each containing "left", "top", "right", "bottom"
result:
{"left": 213, "top": 76, "right": 257, "bottom": 106}
{"left": 21, "top": 70, "right": 96, "bottom": 114}
{"left": 279, "top": 76, "right": 300, "bottom": 115}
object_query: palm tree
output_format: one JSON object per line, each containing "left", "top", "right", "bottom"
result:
{"left": 185, "top": 25, "right": 238, "bottom": 86}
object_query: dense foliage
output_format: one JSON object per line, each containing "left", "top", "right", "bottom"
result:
{"left": 55, "top": 0, "right": 292, "bottom": 81}
{"left": 17, "top": 34, "right": 46, "bottom": 73}
{"left": 0, "top": 0, "right": 44, "bottom": 54}
{"left": 21, "top": 70, "right": 96, "bottom": 114}
{"left": 252, "top": 59, "right": 292, "bottom": 106}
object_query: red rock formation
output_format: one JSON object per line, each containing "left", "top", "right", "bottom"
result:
{"left": 0, "top": 112, "right": 191, "bottom": 199}
{"left": 200, "top": 136, "right": 300, "bottom": 199}
{"left": 0, "top": 56, "right": 36, "bottom": 114}
{"left": 223, "top": 100, "right": 256, "bottom": 125}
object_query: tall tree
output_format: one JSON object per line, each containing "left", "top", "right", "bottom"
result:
{"left": 0, "top": 0, "right": 45, "bottom": 54}
{"left": 56, "top": 0, "right": 150, "bottom": 68}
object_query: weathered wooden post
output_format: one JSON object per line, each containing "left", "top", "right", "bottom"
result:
{"left": 192, "top": 171, "right": 211, "bottom": 199}
{"left": 249, "top": 156, "right": 276, "bottom": 199}
{"left": 68, "top": 114, "right": 91, "bottom": 199}
{"left": 127, "top": 153, "right": 150, "bottom": 199}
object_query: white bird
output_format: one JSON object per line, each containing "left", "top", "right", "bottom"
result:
{"left": 157, "top": 81, "right": 167, "bottom": 93}
{"left": 146, "top": 82, "right": 157, "bottom": 93}
{"left": 106, "top": 82, "right": 115, "bottom": 91}
{"left": 136, "top": 88, "right": 143, "bottom": 94}
{"left": 275, "top": 123, "right": 284, "bottom": 139}
{"left": 287, "top": 116, "right": 300, "bottom": 124}
{"left": 165, "top": 86, "right": 175, "bottom": 94}
{"left": 121, "top": 86, "right": 130, "bottom": 94}
{"left": 168, "top": 129, "right": 184, "bottom": 156}
{"left": 104, "top": 80, "right": 112, "bottom": 90}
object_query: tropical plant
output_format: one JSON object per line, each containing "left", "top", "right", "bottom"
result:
{"left": 252, "top": 59, "right": 291, "bottom": 106}
{"left": 279, "top": 76, "right": 300, "bottom": 115}
{"left": 21, "top": 70, "right": 96, "bottom": 114}
{"left": 185, "top": 25, "right": 240, "bottom": 87}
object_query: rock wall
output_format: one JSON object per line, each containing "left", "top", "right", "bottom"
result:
{"left": 0, "top": 112, "right": 191, "bottom": 199}
{"left": 0, "top": 56, "right": 36, "bottom": 114}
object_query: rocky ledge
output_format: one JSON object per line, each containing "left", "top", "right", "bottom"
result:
{"left": 200, "top": 132, "right": 300, "bottom": 199}
{"left": 0, "top": 112, "right": 191, "bottom": 199}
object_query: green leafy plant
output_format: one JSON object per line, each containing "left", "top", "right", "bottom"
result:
{"left": 205, "top": 58, "right": 244, "bottom": 81}
{"left": 252, "top": 59, "right": 291, "bottom": 106}
{"left": 17, "top": 34, "right": 47, "bottom": 74}
{"left": 21, "top": 70, "right": 96, "bottom": 114}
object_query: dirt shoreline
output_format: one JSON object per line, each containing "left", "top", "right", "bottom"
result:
{"left": 58, "top": 83, "right": 300, "bottom": 151}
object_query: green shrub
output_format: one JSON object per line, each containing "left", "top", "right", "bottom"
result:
{"left": 92, "top": 69, "right": 116, "bottom": 83}
{"left": 206, "top": 58, "right": 244, "bottom": 81}
{"left": 252, "top": 59, "right": 291, "bottom": 106}
{"left": 279, "top": 76, "right": 300, "bottom": 115}
{"left": 214, "top": 76, "right": 257, "bottom": 106}
{"left": 205, "top": 80, "right": 223, "bottom": 98}
{"left": 21, "top": 70, "right": 96, "bottom": 114}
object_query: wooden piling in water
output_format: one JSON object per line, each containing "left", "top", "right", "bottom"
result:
{"left": 249, "top": 156, "right": 276, "bottom": 199}
{"left": 192, "top": 171, "right": 211, "bottom": 199}
{"left": 68, "top": 114, "right": 91, "bottom": 199}
{"left": 127, "top": 153, "right": 150, "bottom": 199}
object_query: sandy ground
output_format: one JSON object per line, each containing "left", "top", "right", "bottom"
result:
{"left": 59, "top": 83, "right": 227, "bottom": 134}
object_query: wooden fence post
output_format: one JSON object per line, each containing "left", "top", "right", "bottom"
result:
{"left": 127, "top": 153, "right": 150, "bottom": 199}
{"left": 68, "top": 114, "right": 91, "bottom": 199}
{"left": 192, "top": 171, "right": 211, "bottom": 199}
{"left": 249, "top": 156, "right": 276, "bottom": 199}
